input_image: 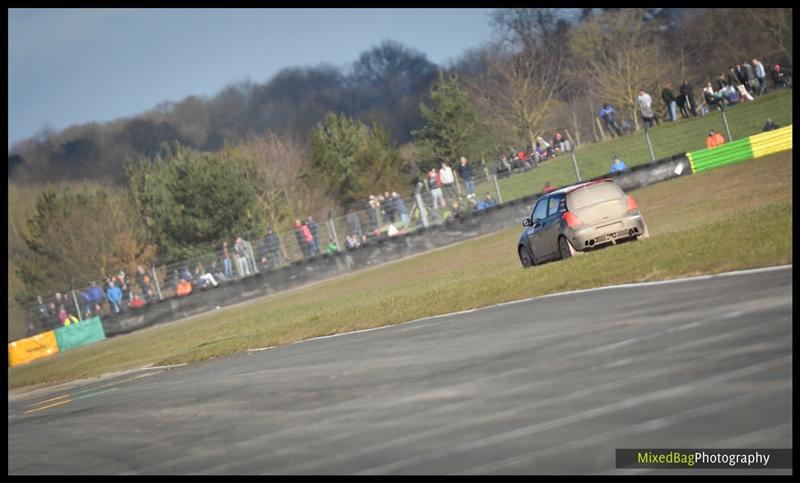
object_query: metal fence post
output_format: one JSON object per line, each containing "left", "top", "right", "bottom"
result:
{"left": 570, "top": 151, "right": 582, "bottom": 182}
{"left": 644, "top": 130, "right": 656, "bottom": 163}
{"left": 414, "top": 188, "right": 429, "bottom": 228}
{"left": 720, "top": 108, "right": 733, "bottom": 142}
{"left": 328, "top": 208, "right": 340, "bottom": 251}
{"left": 71, "top": 288, "right": 83, "bottom": 321}
{"left": 491, "top": 173, "right": 503, "bottom": 204}
{"left": 152, "top": 264, "right": 163, "bottom": 300}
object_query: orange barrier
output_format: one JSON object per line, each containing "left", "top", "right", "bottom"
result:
{"left": 8, "top": 330, "right": 60, "bottom": 367}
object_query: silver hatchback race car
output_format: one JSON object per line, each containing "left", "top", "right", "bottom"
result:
{"left": 518, "top": 179, "right": 649, "bottom": 267}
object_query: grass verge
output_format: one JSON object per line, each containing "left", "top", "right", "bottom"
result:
{"left": 8, "top": 150, "right": 792, "bottom": 390}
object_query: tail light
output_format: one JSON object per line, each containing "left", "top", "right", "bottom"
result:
{"left": 562, "top": 211, "right": 582, "bottom": 227}
{"left": 627, "top": 195, "right": 638, "bottom": 212}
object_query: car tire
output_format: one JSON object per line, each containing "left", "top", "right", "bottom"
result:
{"left": 519, "top": 245, "right": 534, "bottom": 268}
{"left": 559, "top": 236, "right": 578, "bottom": 260}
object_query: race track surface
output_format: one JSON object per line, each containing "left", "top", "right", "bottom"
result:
{"left": 9, "top": 266, "right": 792, "bottom": 474}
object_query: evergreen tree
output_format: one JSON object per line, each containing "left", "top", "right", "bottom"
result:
{"left": 308, "top": 112, "right": 408, "bottom": 207}
{"left": 412, "top": 72, "right": 491, "bottom": 170}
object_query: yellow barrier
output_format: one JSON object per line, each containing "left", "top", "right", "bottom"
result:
{"left": 8, "top": 330, "right": 60, "bottom": 367}
{"left": 750, "top": 125, "right": 793, "bottom": 159}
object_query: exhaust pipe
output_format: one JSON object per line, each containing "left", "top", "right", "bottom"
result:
{"left": 588, "top": 240, "right": 595, "bottom": 247}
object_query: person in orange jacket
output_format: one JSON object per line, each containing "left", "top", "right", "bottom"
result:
{"left": 706, "top": 129, "right": 725, "bottom": 149}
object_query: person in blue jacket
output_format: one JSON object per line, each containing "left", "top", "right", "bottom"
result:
{"left": 611, "top": 155, "right": 628, "bottom": 174}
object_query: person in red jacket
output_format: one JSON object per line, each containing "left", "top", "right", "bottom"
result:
{"left": 706, "top": 130, "right": 725, "bottom": 149}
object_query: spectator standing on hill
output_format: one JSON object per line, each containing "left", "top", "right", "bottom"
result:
{"left": 752, "top": 58, "right": 767, "bottom": 95}
{"left": 346, "top": 211, "right": 363, "bottom": 241}
{"left": 234, "top": 237, "right": 250, "bottom": 276}
{"left": 661, "top": 83, "right": 677, "bottom": 123}
{"left": 637, "top": 89, "right": 659, "bottom": 128}
{"left": 427, "top": 168, "right": 445, "bottom": 209}
{"left": 611, "top": 155, "right": 628, "bottom": 174}
{"left": 293, "top": 220, "right": 309, "bottom": 258}
{"left": 381, "top": 192, "right": 396, "bottom": 224}
{"left": 393, "top": 192, "right": 409, "bottom": 225}
{"left": 263, "top": 227, "right": 283, "bottom": 268}
{"left": 366, "top": 195, "right": 378, "bottom": 232}
{"left": 439, "top": 161, "right": 457, "bottom": 201}
{"left": 458, "top": 156, "right": 475, "bottom": 198}
{"left": 742, "top": 62, "right": 759, "bottom": 94}
{"left": 222, "top": 241, "right": 233, "bottom": 279}
{"left": 306, "top": 216, "right": 320, "bottom": 255}
{"left": 599, "top": 103, "right": 623, "bottom": 137}
{"left": 706, "top": 130, "right": 725, "bottom": 149}
{"left": 679, "top": 80, "right": 698, "bottom": 117}
{"left": 106, "top": 280, "right": 123, "bottom": 315}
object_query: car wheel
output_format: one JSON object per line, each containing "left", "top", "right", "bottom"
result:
{"left": 519, "top": 245, "right": 534, "bottom": 268}
{"left": 559, "top": 236, "right": 577, "bottom": 260}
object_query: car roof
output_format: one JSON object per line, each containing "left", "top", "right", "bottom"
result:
{"left": 547, "top": 178, "right": 614, "bottom": 197}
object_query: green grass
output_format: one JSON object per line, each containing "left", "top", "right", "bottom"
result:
{"left": 9, "top": 150, "right": 792, "bottom": 390}
{"left": 469, "top": 89, "right": 794, "bottom": 203}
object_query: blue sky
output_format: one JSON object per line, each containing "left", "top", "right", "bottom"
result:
{"left": 8, "top": 8, "right": 496, "bottom": 147}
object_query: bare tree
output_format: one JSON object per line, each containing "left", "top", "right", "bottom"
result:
{"left": 568, "top": 9, "right": 674, "bottom": 131}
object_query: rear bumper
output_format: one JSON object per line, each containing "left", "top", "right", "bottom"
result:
{"left": 568, "top": 213, "right": 647, "bottom": 250}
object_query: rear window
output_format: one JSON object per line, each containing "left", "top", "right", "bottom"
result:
{"left": 567, "top": 183, "right": 624, "bottom": 210}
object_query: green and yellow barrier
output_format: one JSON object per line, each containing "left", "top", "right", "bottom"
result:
{"left": 8, "top": 317, "right": 107, "bottom": 366}
{"left": 8, "top": 331, "right": 60, "bottom": 367}
{"left": 688, "top": 125, "right": 792, "bottom": 174}
{"left": 54, "top": 316, "right": 106, "bottom": 352}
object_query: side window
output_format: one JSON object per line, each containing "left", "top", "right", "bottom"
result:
{"left": 531, "top": 198, "right": 548, "bottom": 221}
{"left": 547, "top": 196, "right": 564, "bottom": 217}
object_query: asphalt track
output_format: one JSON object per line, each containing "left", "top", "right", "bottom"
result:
{"left": 8, "top": 266, "right": 792, "bottom": 474}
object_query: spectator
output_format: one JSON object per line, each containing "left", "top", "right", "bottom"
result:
{"left": 599, "top": 103, "right": 623, "bottom": 137}
{"left": 611, "top": 155, "right": 628, "bottom": 174}
{"left": 637, "top": 89, "right": 659, "bottom": 128}
{"left": 36, "top": 296, "right": 50, "bottom": 327}
{"left": 193, "top": 262, "right": 219, "bottom": 289}
{"left": 242, "top": 237, "right": 257, "bottom": 274}
{"left": 772, "top": 64, "right": 789, "bottom": 89}
{"left": 542, "top": 181, "right": 556, "bottom": 193}
{"left": 703, "top": 83, "right": 726, "bottom": 111}
{"left": 661, "top": 83, "right": 677, "bottom": 123}
{"left": 742, "top": 62, "right": 759, "bottom": 95}
{"left": 392, "top": 192, "right": 409, "bottom": 226}
{"left": 443, "top": 201, "right": 465, "bottom": 220}
{"left": 222, "top": 241, "right": 233, "bottom": 279}
{"left": 135, "top": 266, "right": 152, "bottom": 299}
{"left": 439, "top": 161, "right": 458, "bottom": 201}
{"left": 326, "top": 238, "right": 339, "bottom": 254}
{"left": 752, "top": 58, "right": 767, "bottom": 96}
{"left": 117, "top": 271, "right": 131, "bottom": 301}
{"left": 305, "top": 216, "right": 320, "bottom": 255}
{"left": 458, "top": 156, "right": 475, "bottom": 198}
{"left": 87, "top": 281, "right": 106, "bottom": 315}
{"left": 345, "top": 234, "right": 360, "bottom": 249}
{"left": 262, "top": 227, "right": 283, "bottom": 268}
{"left": 679, "top": 80, "right": 698, "bottom": 117}
{"left": 763, "top": 118, "right": 780, "bottom": 132}
{"left": 346, "top": 211, "right": 363, "bottom": 241}
{"left": 293, "top": 220, "right": 310, "bottom": 258}
{"left": 364, "top": 195, "right": 376, "bottom": 231}
{"left": 180, "top": 265, "right": 194, "bottom": 283}
{"left": 106, "top": 280, "right": 123, "bottom": 315}
{"left": 706, "top": 130, "right": 725, "bottom": 149}
{"left": 477, "top": 193, "right": 496, "bottom": 210}
{"left": 727, "top": 65, "right": 743, "bottom": 87}
{"left": 428, "top": 168, "right": 446, "bottom": 209}
{"left": 381, "top": 192, "right": 396, "bottom": 224}
{"left": 233, "top": 237, "right": 250, "bottom": 276}
{"left": 552, "top": 131, "right": 570, "bottom": 154}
